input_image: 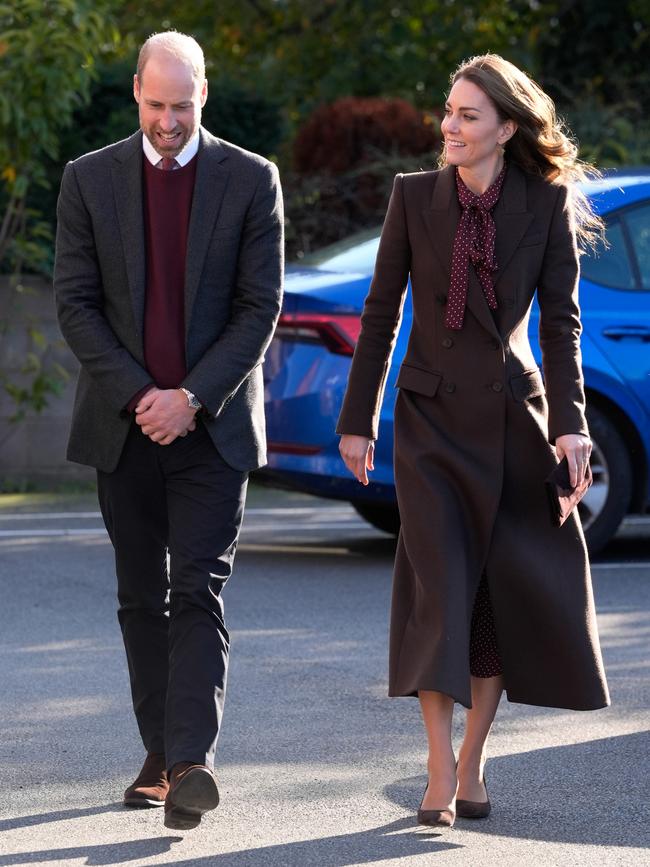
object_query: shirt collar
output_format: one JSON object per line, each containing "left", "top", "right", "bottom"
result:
{"left": 142, "top": 129, "right": 200, "bottom": 167}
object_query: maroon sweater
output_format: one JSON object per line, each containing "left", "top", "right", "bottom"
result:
{"left": 127, "top": 155, "right": 198, "bottom": 410}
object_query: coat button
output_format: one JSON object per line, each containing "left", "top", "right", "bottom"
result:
{"left": 491, "top": 381, "right": 503, "bottom": 392}
{"left": 444, "top": 382, "right": 456, "bottom": 393}
{"left": 436, "top": 293, "right": 447, "bottom": 305}
{"left": 442, "top": 337, "right": 454, "bottom": 348}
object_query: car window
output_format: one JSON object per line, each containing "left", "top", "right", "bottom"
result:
{"left": 580, "top": 219, "right": 636, "bottom": 290}
{"left": 295, "top": 228, "right": 381, "bottom": 273}
{"left": 624, "top": 203, "right": 650, "bottom": 289}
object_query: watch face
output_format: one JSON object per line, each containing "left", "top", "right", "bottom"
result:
{"left": 182, "top": 388, "right": 200, "bottom": 409}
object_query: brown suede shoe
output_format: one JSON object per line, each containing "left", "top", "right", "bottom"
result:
{"left": 123, "top": 753, "right": 169, "bottom": 808}
{"left": 164, "top": 763, "right": 220, "bottom": 830}
{"left": 456, "top": 772, "right": 491, "bottom": 819}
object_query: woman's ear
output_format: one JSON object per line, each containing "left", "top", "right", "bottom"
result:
{"left": 499, "top": 119, "right": 517, "bottom": 145}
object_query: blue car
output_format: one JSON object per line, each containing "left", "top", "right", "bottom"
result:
{"left": 262, "top": 170, "right": 650, "bottom": 552}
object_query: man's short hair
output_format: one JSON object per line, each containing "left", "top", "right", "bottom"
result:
{"left": 137, "top": 31, "right": 206, "bottom": 83}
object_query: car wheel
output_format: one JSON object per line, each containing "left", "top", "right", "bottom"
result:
{"left": 352, "top": 501, "right": 400, "bottom": 536}
{"left": 580, "top": 404, "right": 633, "bottom": 554}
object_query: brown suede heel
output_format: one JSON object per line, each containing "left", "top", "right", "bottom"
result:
{"left": 417, "top": 786, "right": 456, "bottom": 828}
{"left": 164, "top": 763, "right": 220, "bottom": 831}
{"left": 456, "top": 772, "right": 491, "bottom": 819}
{"left": 123, "top": 753, "right": 168, "bottom": 808}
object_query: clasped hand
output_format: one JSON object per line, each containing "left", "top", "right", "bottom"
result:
{"left": 135, "top": 388, "right": 197, "bottom": 445}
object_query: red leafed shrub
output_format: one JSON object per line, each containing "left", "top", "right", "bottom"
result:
{"left": 293, "top": 97, "right": 440, "bottom": 174}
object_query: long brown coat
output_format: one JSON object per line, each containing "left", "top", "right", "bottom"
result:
{"left": 337, "top": 164, "right": 610, "bottom": 711}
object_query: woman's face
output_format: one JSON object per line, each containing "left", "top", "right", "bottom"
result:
{"left": 441, "top": 77, "right": 515, "bottom": 174}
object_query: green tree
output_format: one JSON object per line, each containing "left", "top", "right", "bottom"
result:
{"left": 535, "top": 0, "right": 650, "bottom": 165}
{"left": 0, "top": 0, "right": 119, "bottom": 422}
{"left": 118, "top": 0, "right": 546, "bottom": 121}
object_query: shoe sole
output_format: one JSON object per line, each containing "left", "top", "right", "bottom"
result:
{"left": 164, "top": 768, "right": 219, "bottom": 830}
{"left": 124, "top": 796, "right": 166, "bottom": 808}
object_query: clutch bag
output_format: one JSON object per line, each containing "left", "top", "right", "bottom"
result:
{"left": 545, "top": 456, "right": 592, "bottom": 528}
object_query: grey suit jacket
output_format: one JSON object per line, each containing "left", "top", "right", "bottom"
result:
{"left": 54, "top": 127, "right": 284, "bottom": 472}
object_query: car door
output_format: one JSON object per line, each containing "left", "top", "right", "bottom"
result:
{"left": 579, "top": 199, "right": 650, "bottom": 415}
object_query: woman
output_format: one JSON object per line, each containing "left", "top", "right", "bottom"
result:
{"left": 337, "top": 54, "right": 610, "bottom": 827}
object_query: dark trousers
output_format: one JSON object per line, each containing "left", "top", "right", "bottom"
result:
{"left": 97, "top": 421, "right": 247, "bottom": 771}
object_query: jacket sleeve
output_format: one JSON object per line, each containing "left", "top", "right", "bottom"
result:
{"left": 536, "top": 183, "right": 589, "bottom": 442}
{"left": 53, "top": 162, "right": 152, "bottom": 412}
{"left": 336, "top": 174, "right": 411, "bottom": 439}
{"left": 181, "top": 160, "right": 284, "bottom": 416}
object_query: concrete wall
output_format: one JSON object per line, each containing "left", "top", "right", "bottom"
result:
{"left": 0, "top": 276, "right": 94, "bottom": 487}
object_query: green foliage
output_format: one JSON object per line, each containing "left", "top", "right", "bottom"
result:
{"left": 0, "top": 0, "right": 119, "bottom": 423}
{"left": 120, "top": 0, "right": 544, "bottom": 122}
{"left": 1, "top": 353, "right": 69, "bottom": 424}
{"left": 533, "top": 0, "right": 650, "bottom": 168}
{"left": 284, "top": 150, "right": 433, "bottom": 260}
{"left": 201, "top": 78, "right": 286, "bottom": 158}
{"left": 0, "top": 0, "right": 120, "bottom": 273}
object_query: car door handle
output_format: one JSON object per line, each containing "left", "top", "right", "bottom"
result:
{"left": 602, "top": 326, "right": 650, "bottom": 342}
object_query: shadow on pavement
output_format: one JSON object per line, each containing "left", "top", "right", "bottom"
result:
{"left": 0, "top": 835, "right": 183, "bottom": 865}
{"left": 0, "top": 818, "right": 461, "bottom": 866}
{"left": 0, "top": 802, "right": 124, "bottom": 834}
{"left": 385, "top": 731, "right": 650, "bottom": 850}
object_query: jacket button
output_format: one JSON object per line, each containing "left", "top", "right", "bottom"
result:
{"left": 436, "top": 293, "right": 447, "bottom": 305}
{"left": 444, "top": 382, "right": 456, "bottom": 393}
{"left": 442, "top": 337, "right": 454, "bottom": 348}
{"left": 491, "top": 381, "right": 503, "bottom": 392}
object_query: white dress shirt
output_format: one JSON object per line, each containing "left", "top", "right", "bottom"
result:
{"left": 142, "top": 130, "right": 200, "bottom": 168}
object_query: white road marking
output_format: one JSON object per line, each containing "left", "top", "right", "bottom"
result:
{"left": 0, "top": 520, "right": 372, "bottom": 538}
{"left": 0, "top": 506, "right": 357, "bottom": 521}
{"left": 0, "top": 512, "right": 103, "bottom": 520}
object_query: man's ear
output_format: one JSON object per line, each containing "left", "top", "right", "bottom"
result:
{"left": 200, "top": 78, "right": 208, "bottom": 108}
{"left": 133, "top": 74, "right": 140, "bottom": 103}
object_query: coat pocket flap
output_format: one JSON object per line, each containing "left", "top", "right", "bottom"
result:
{"left": 395, "top": 364, "right": 442, "bottom": 397}
{"left": 510, "top": 369, "right": 545, "bottom": 402}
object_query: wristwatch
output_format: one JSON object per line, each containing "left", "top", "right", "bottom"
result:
{"left": 180, "top": 387, "right": 202, "bottom": 411}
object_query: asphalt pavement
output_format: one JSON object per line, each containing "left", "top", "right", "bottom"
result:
{"left": 0, "top": 486, "right": 648, "bottom": 866}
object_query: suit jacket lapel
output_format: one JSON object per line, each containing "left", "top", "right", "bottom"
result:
{"left": 111, "top": 132, "right": 146, "bottom": 331}
{"left": 184, "top": 127, "right": 230, "bottom": 335}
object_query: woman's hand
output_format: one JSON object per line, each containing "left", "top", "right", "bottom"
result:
{"left": 555, "top": 433, "right": 592, "bottom": 488}
{"left": 339, "top": 434, "right": 375, "bottom": 485}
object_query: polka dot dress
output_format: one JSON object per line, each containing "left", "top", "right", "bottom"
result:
{"left": 469, "top": 574, "right": 503, "bottom": 678}
{"left": 445, "top": 164, "right": 507, "bottom": 331}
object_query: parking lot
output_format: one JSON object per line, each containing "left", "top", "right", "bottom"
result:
{"left": 0, "top": 487, "right": 648, "bottom": 866}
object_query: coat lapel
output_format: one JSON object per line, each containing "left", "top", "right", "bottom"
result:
{"left": 421, "top": 167, "right": 498, "bottom": 339}
{"left": 423, "top": 163, "right": 535, "bottom": 338}
{"left": 111, "top": 132, "right": 146, "bottom": 330}
{"left": 493, "top": 163, "right": 535, "bottom": 283}
{"left": 184, "top": 127, "right": 230, "bottom": 335}
{"left": 422, "top": 165, "right": 458, "bottom": 280}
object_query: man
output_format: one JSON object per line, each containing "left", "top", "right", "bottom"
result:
{"left": 54, "top": 32, "right": 283, "bottom": 831}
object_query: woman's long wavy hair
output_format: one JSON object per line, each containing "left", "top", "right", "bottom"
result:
{"left": 441, "top": 54, "right": 604, "bottom": 251}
